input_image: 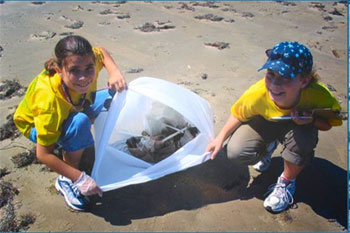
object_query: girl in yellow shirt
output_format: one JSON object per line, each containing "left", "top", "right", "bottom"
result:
{"left": 206, "top": 41, "right": 342, "bottom": 213}
{"left": 14, "top": 35, "right": 127, "bottom": 211}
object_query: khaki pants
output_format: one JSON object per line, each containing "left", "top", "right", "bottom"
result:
{"left": 226, "top": 116, "right": 319, "bottom": 166}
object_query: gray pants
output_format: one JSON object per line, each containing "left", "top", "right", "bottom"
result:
{"left": 226, "top": 116, "right": 319, "bottom": 166}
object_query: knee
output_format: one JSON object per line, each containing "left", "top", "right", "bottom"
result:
{"left": 284, "top": 127, "right": 318, "bottom": 155}
{"left": 226, "top": 143, "right": 243, "bottom": 161}
{"left": 65, "top": 112, "right": 92, "bottom": 135}
{"left": 72, "top": 113, "right": 91, "bottom": 129}
{"left": 226, "top": 142, "right": 262, "bottom": 165}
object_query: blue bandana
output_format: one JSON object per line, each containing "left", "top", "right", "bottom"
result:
{"left": 258, "top": 41, "right": 313, "bottom": 79}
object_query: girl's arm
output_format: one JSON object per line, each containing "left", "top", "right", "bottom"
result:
{"left": 36, "top": 144, "right": 81, "bottom": 181}
{"left": 97, "top": 46, "right": 127, "bottom": 92}
{"left": 206, "top": 115, "right": 242, "bottom": 160}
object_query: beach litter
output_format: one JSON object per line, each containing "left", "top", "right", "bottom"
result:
{"left": 120, "top": 123, "right": 198, "bottom": 163}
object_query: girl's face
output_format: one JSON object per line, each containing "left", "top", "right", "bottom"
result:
{"left": 265, "top": 69, "right": 311, "bottom": 109}
{"left": 59, "top": 54, "right": 96, "bottom": 94}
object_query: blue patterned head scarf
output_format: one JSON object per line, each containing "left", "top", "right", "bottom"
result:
{"left": 258, "top": 41, "right": 313, "bottom": 79}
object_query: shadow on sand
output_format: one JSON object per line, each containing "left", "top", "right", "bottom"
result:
{"left": 82, "top": 147, "right": 347, "bottom": 229}
{"left": 241, "top": 156, "right": 348, "bottom": 229}
{"left": 86, "top": 148, "right": 250, "bottom": 226}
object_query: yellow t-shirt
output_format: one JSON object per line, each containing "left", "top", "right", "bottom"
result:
{"left": 14, "top": 47, "right": 105, "bottom": 146}
{"left": 231, "top": 78, "right": 342, "bottom": 126}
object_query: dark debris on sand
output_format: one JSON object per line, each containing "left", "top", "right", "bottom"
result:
{"left": 329, "top": 8, "right": 344, "bottom": 16}
{"left": 0, "top": 113, "right": 21, "bottom": 141}
{"left": 30, "top": 31, "right": 56, "bottom": 40}
{"left": 194, "top": 14, "right": 224, "bottom": 22}
{"left": 308, "top": 3, "right": 326, "bottom": 11}
{"left": 0, "top": 180, "right": 19, "bottom": 209}
{"left": 59, "top": 32, "right": 74, "bottom": 37}
{"left": 0, "top": 180, "right": 35, "bottom": 232}
{"left": 136, "top": 22, "right": 175, "bottom": 32}
{"left": 99, "top": 9, "right": 117, "bottom": 15}
{"left": 191, "top": 2, "right": 220, "bottom": 8}
{"left": 222, "top": 8, "right": 237, "bottom": 13}
{"left": 0, "top": 80, "right": 26, "bottom": 100}
{"left": 117, "top": 14, "right": 130, "bottom": 19}
{"left": 241, "top": 12, "right": 254, "bottom": 18}
{"left": 65, "top": 21, "right": 84, "bottom": 29}
{"left": 0, "top": 168, "right": 10, "bottom": 178}
{"left": 31, "top": 2, "right": 45, "bottom": 5}
{"left": 205, "top": 42, "right": 230, "bottom": 50}
{"left": 178, "top": 3, "right": 195, "bottom": 11}
{"left": 276, "top": 1, "right": 296, "bottom": 6}
{"left": 0, "top": 46, "right": 3, "bottom": 57}
{"left": 126, "top": 68, "right": 144, "bottom": 73}
{"left": 323, "top": 15, "right": 333, "bottom": 22}
{"left": 11, "top": 147, "right": 38, "bottom": 168}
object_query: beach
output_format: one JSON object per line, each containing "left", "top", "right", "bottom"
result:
{"left": 0, "top": 1, "right": 348, "bottom": 231}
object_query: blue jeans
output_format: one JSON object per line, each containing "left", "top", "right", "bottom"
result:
{"left": 29, "top": 90, "right": 110, "bottom": 152}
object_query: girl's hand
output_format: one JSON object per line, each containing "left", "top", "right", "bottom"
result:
{"left": 291, "top": 109, "right": 313, "bottom": 125}
{"left": 73, "top": 171, "right": 103, "bottom": 197}
{"left": 108, "top": 72, "right": 127, "bottom": 93}
{"left": 206, "top": 138, "right": 224, "bottom": 160}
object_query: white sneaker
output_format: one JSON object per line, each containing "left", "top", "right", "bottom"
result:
{"left": 263, "top": 176, "right": 296, "bottom": 213}
{"left": 253, "top": 140, "right": 278, "bottom": 172}
{"left": 55, "top": 175, "right": 89, "bottom": 211}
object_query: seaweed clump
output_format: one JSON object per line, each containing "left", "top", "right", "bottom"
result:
{"left": 0, "top": 175, "right": 36, "bottom": 231}
{"left": 0, "top": 80, "right": 26, "bottom": 100}
{"left": 0, "top": 113, "right": 21, "bottom": 141}
{"left": 11, "top": 147, "right": 38, "bottom": 168}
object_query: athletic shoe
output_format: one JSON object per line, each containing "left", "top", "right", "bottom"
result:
{"left": 55, "top": 175, "right": 89, "bottom": 211}
{"left": 263, "top": 176, "right": 296, "bottom": 213}
{"left": 253, "top": 140, "right": 278, "bottom": 172}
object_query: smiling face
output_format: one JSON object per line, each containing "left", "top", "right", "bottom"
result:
{"left": 265, "top": 69, "right": 311, "bottom": 109}
{"left": 59, "top": 54, "right": 96, "bottom": 94}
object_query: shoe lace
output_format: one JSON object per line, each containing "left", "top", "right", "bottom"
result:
{"left": 265, "top": 182, "right": 294, "bottom": 205}
{"left": 71, "top": 184, "right": 82, "bottom": 198}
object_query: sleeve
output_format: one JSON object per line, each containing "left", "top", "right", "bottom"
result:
{"left": 230, "top": 94, "right": 257, "bottom": 122}
{"left": 32, "top": 91, "right": 64, "bottom": 146}
{"left": 230, "top": 80, "right": 265, "bottom": 122}
{"left": 93, "top": 47, "right": 105, "bottom": 73}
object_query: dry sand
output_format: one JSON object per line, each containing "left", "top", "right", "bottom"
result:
{"left": 0, "top": 1, "right": 348, "bottom": 231}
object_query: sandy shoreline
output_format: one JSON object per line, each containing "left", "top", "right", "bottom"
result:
{"left": 0, "top": 1, "right": 348, "bottom": 231}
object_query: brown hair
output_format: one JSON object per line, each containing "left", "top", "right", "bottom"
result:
{"left": 44, "top": 35, "right": 94, "bottom": 76}
{"left": 300, "top": 69, "right": 320, "bottom": 82}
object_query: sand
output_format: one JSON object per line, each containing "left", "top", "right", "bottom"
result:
{"left": 0, "top": 1, "right": 348, "bottom": 231}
